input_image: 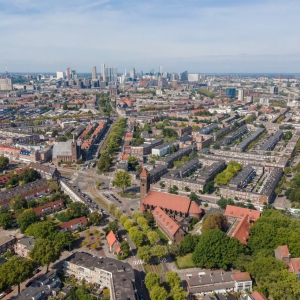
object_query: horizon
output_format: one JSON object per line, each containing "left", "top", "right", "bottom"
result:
{"left": 0, "top": 0, "right": 299, "bottom": 73}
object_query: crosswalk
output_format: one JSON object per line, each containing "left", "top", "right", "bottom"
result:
{"left": 132, "top": 260, "right": 143, "bottom": 265}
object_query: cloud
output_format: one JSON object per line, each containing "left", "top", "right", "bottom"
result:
{"left": 0, "top": 0, "right": 299, "bottom": 72}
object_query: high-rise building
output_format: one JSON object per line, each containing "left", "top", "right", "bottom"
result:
{"left": 130, "top": 68, "right": 135, "bottom": 79}
{"left": 188, "top": 74, "right": 199, "bottom": 82}
{"left": 104, "top": 67, "right": 117, "bottom": 83}
{"left": 159, "top": 66, "right": 163, "bottom": 75}
{"left": 56, "top": 71, "right": 64, "bottom": 80}
{"left": 36, "top": 74, "right": 42, "bottom": 81}
{"left": 0, "top": 78, "right": 12, "bottom": 91}
{"left": 66, "top": 68, "right": 71, "bottom": 80}
{"left": 92, "top": 66, "right": 97, "bottom": 80}
{"left": 71, "top": 70, "right": 76, "bottom": 80}
{"left": 238, "top": 89, "right": 244, "bottom": 101}
{"left": 226, "top": 88, "right": 236, "bottom": 99}
{"left": 101, "top": 63, "right": 106, "bottom": 82}
{"left": 270, "top": 86, "right": 279, "bottom": 95}
{"left": 180, "top": 71, "right": 188, "bottom": 81}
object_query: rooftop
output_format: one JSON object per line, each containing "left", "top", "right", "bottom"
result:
{"left": 224, "top": 205, "right": 260, "bottom": 221}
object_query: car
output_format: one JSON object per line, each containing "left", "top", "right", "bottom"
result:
{"left": 25, "top": 281, "right": 33, "bottom": 287}
{"left": 33, "top": 268, "right": 40, "bottom": 274}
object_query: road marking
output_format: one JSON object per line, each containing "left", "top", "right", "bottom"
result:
{"left": 132, "top": 260, "right": 143, "bottom": 265}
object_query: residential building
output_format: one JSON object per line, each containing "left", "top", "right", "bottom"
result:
{"left": 188, "top": 74, "right": 199, "bottom": 82}
{"left": 56, "top": 71, "right": 64, "bottom": 80}
{"left": 0, "top": 233, "right": 16, "bottom": 254}
{"left": 0, "top": 78, "right": 12, "bottom": 91}
{"left": 106, "top": 230, "right": 121, "bottom": 254}
{"left": 58, "top": 216, "right": 88, "bottom": 232}
{"left": 33, "top": 200, "right": 64, "bottom": 216}
{"left": 92, "top": 66, "right": 97, "bottom": 80}
{"left": 151, "top": 141, "right": 179, "bottom": 157}
{"left": 187, "top": 271, "right": 252, "bottom": 297}
{"left": 10, "top": 270, "right": 61, "bottom": 300}
{"left": 63, "top": 252, "right": 136, "bottom": 300}
{"left": 197, "top": 160, "right": 226, "bottom": 184}
{"left": 248, "top": 291, "right": 268, "bottom": 300}
{"left": 29, "top": 162, "right": 60, "bottom": 181}
{"left": 0, "top": 178, "right": 50, "bottom": 209}
{"left": 14, "top": 236, "right": 35, "bottom": 258}
{"left": 229, "top": 165, "right": 256, "bottom": 189}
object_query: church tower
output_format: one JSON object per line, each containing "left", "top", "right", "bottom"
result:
{"left": 140, "top": 168, "right": 150, "bottom": 212}
{"left": 71, "top": 134, "right": 77, "bottom": 162}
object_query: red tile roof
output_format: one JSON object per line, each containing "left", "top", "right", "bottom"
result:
{"left": 142, "top": 190, "right": 201, "bottom": 215}
{"left": 140, "top": 168, "right": 149, "bottom": 178}
{"left": 277, "top": 245, "right": 290, "bottom": 258}
{"left": 232, "top": 272, "right": 251, "bottom": 281}
{"left": 230, "top": 214, "right": 252, "bottom": 245}
{"left": 290, "top": 258, "right": 300, "bottom": 275}
{"left": 225, "top": 205, "right": 260, "bottom": 221}
{"left": 58, "top": 217, "right": 87, "bottom": 231}
{"left": 188, "top": 201, "right": 200, "bottom": 214}
{"left": 153, "top": 206, "right": 180, "bottom": 237}
{"left": 106, "top": 230, "right": 117, "bottom": 247}
{"left": 251, "top": 291, "right": 268, "bottom": 300}
{"left": 33, "top": 200, "right": 64, "bottom": 215}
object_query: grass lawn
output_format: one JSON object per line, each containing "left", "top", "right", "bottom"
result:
{"left": 176, "top": 253, "right": 196, "bottom": 269}
{"left": 155, "top": 228, "right": 169, "bottom": 244}
{"left": 118, "top": 192, "right": 139, "bottom": 199}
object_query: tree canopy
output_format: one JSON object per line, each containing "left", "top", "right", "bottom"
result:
{"left": 202, "top": 213, "right": 228, "bottom": 233}
{"left": 0, "top": 155, "right": 9, "bottom": 170}
{"left": 214, "top": 161, "right": 242, "bottom": 185}
{"left": 144, "top": 272, "right": 160, "bottom": 291}
{"left": 17, "top": 209, "right": 40, "bottom": 233}
{"left": 111, "top": 170, "right": 131, "bottom": 193}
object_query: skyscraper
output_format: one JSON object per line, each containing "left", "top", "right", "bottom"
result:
{"left": 104, "top": 67, "right": 117, "bottom": 83}
{"left": 159, "top": 66, "right": 163, "bottom": 75}
{"left": 92, "top": 66, "right": 97, "bottom": 80}
{"left": 66, "top": 67, "right": 71, "bottom": 80}
{"left": 130, "top": 68, "right": 135, "bottom": 79}
{"left": 101, "top": 63, "right": 106, "bottom": 82}
{"left": 238, "top": 89, "right": 244, "bottom": 101}
{"left": 56, "top": 71, "right": 64, "bottom": 80}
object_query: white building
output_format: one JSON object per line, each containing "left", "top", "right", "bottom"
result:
{"left": 188, "top": 74, "right": 199, "bottom": 82}
{"left": 56, "top": 71, "right": 64, "bottom": 80}
{"left": 0, "top": 78, "right": 12, "bottom": 91}
{"left": 238, "top": 89, "right": 244, "bottom": 101}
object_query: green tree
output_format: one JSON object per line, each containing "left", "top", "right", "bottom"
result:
{"left": 120, "top": 241, "right": 130, "bottom": 259}
{"left": 120, "top": 214, "right": 129, "bottom": 225}
{"left": 203, "top": 180, "right": 214, "bottom": 194}
{"left": 202, "top": 213, "right": 228, "bottom": 233}
{"left": 17, "top": 209, "right": 39, "bottom": 233}
{"left": 166, "top": 271, "right": 181, "bottom": 287}
{"left": 0, "top": 257, "right": 34, "bottom": 294}
{"left": 25, "top": 221, "right": 56, "bottom": 238}
{"left": 0, "top": 212, "right": 13, "bottom": 229}
{"left": 180, "top": 234, "right": 199, "bottom": 255}
{"left": 54, "top": 231, "right": 74, "bottom": 249}
{"left": 106, "top": 221, "right": 118, "bottom": 234}
{"left": 97, "top": 151, "right": 112, "bottom": 172}
{"left": 0, "top": 156, "right": 9, "bottom": 170}
{"left": 192, "top": 229, "right": 246, "bottom": 270}
{"left": 30, "top": 238, "right": 63, "bottom": 272}
{"left": 66, "top": 202, "right": 88, "bottom": 219}
{"left": 136, "top": 216, "right": 148, "bottom": 227}
{"left": 132, "top": 211, "right": 143, "bottom": 221}
{"left": 10, "top": 195, "right": 27, "bottom": 211}
{"left": 144, "top": 272, "right": 160, "bottom": 290}
{"left": 128, "top": 156, "right": 138, "bottom": 171}
{"left": 108, "top": 203, "right": 116, "bottom": 215}
{"left": 111, "top": 170, "right": 131, "bottom": 194}
{"left": 150, "top": 286, "right": 168, "bottom": 300}
{"left": 88, "top": 212, "right": 103, "bottom": 226}
{"left": 130, "top": 230, "right": 145, "bottom": 247}
{"left": 124, "top": 219, "right": 135, "bottom": 231}
{"left": 172, "top": 286, "right": 187, "bottom": 300}
{"left": 114, "top": 208, "right": 123, "bottom": 220}
{"left": 189, "top": 192, "right": 198, "bottom": 202}
{"left": 152, "top": 245, "right": 167, "bottom": 259}
{"left": 147, "top": 231, "right": 160, "bottom": 245}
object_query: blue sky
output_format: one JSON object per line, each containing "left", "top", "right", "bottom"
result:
{"left": 0, "top": 0, "right": 299, "bottom": 73}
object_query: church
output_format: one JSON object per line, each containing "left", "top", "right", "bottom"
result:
{"left": 139, "top": 169, "right": 203, "bottom": 243}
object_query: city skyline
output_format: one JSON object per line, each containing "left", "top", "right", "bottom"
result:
{"left": 0, "top": 0, "right": 299, "bottom": 73}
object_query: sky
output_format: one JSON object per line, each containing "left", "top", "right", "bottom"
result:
{"left": 0, "top": 0, "right": 299, "bottom": 73}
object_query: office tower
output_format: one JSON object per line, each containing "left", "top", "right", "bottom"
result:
{"left": 159, "top": 66, "right": 163, "bottom": 75}
{"left": 0, "top": 78, "right": 12, "bottom": 91}
{"left": 270, "top": 86, "right": 278, "bottom": 95}
{"left": 101, "top": 63, "right": 106, "bottom": 81}
{"left": 226, "top": 88, "right": 236, "bottom": 99}
{"left": 170, "top": 73, "right": 175, "bottom": 81}
{"left": 104, "top": 67, "right": 117, "bottom": 83}
{"left": 124, "top": 69, "right": 127, "bottom": 77}
{"left": 180, "top": 71, "right": 188, "bottom": 81}
{"left": 130, "top": 68, "right": 136, "bottom": 79}
{"left": 188, "top": 74, "right": 199, "bottom": 82}
{"left": 66, "top": 67, "right": 71, "bottom": 80}
{"left": 56, "top": 71, "right": 64, "bottom": 80}
{"left": 92, "top": 66, "right": 97, "bottom": 80}
{"left": 36, "top": 74, "right": 42, "bottom": 81}
{"left": 238, "top": 89, "right": 244, "bottom": 101}
{"left": 71, "top": 70, "right": 76, "bottom": 79}
{"left": 150, "top": 69, "right": 154, "bottom": 75}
